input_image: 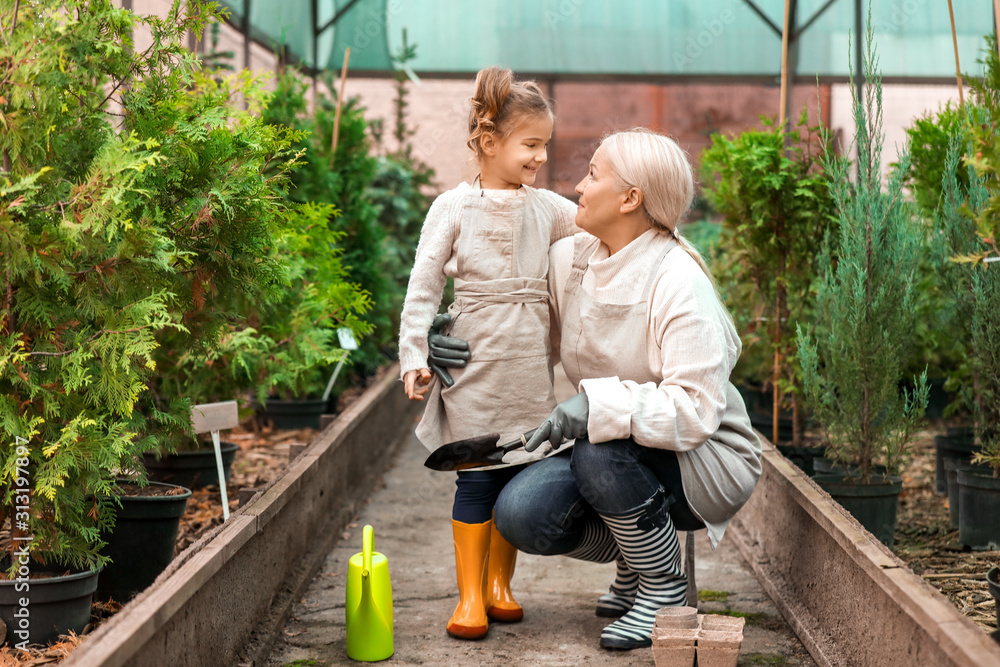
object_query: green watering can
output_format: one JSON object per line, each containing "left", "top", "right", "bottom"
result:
{"left": 346, "top": 524, "right": 394, "bottom": 661}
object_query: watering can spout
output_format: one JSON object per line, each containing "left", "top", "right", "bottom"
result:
{"left": 346, "top": 524, "right": 394, "bottom": 661}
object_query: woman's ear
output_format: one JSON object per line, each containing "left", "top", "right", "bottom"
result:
{"left": 620, "top": 187, "right": 644, "bottom": 215}
{"left": 480, "top": 132, "right": 499, "bottom": 157}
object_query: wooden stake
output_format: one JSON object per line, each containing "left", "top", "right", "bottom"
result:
{"left": 330, "top": 47, "right": 351, "bottom": 168}
{"left": 947, "top": 0, "right": 963, "bottom": 104}
{"left": 995, "top": 0, "right": 1000, "bottom": 63}
{"left": 779, "top": 0, "right": 791, "bottom": 127}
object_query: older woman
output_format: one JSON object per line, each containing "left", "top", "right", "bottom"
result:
{"left": 429, "top": 128, "right": 761, "bottom": 651}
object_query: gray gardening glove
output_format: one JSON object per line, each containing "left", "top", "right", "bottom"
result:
{"left": 427, "top": 313, "right": 470, "bottom": 388}
{"left": 524, "top": 392, "right": 589, "bottom": 452}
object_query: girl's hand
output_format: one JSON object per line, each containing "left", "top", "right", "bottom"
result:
{"left": 404, "top": 368, "right": 433, "bottom": 400}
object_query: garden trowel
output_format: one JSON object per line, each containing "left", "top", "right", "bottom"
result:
{"left": 424, "top": 429, "right": 537, "bottom": 471}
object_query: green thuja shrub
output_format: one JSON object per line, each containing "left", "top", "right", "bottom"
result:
{"left": 797, "top": 31, "right": 928, "bottom": 481}
{"left": 0, "top": 0, "right": 214, "bottom": 573}
{"left": 700, "top": 110, "right": 837, "bottom": 444}
{"left": 251, "top": 202, "right": 372, "bottom": 402}
{"left": 262, "top": 70, "right": 389, "bottom": 382}
{"left": 127, "top": 61, "right": 309, "bottom": 450}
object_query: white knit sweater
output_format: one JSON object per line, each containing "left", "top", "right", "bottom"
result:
{"left": 398, "top": 182, "right": 578, "bottom": 377}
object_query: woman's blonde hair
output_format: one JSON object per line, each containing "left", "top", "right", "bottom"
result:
{"left": 599, "top": 128, "right": 714, "bottom": 281}
{"left": 467, "top": 66, "right": 553, "bottom": 159}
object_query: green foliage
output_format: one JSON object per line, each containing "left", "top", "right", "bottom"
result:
{"left": 925, "top": 131, "right": 987, "bottom": 421}
{"left": 897, "top": 102, "right": 984, "bottom": 406}
{"left": 126, "top": 61, "right": 307, "bottom": 450}
{"left": 369, "top": 33, "right": 436, "bottom": 360}
{"left": 262, "top": 70, "right": 390, "bottom": 379}
{"left": 0, "top": 0, "right": 335, "bottom": 573}
{"left": 963, "top": 35, "right": 1000, "bottom": 264}
{"left": 0, "top": 0, "right": 214, "bottom": 573}
{"left": 940, "top": 36, "right": 1000, "bottom": 473}
{"left": 902, "top": 103, "right": 970, "bottom": 219}
{"left": 369, "top": 154, "right": 434, "bottom": 338}
{"left": 969, "top": 259, "right": 1000, "bottom": 475}
{"left": 252, "top": 203, "right": 372, "bottom": 401}
{"left": 796, "top": 31, "right": 928, "bottom": 481}
{"left": 699, "top": 108, "right": 837, "bottom": 440}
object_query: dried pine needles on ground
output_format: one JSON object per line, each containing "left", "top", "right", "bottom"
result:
{"left": 894, "top": 428, "right": 999, "bottom": 634}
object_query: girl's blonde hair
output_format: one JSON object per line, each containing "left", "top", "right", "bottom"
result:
{"left": 599, "top": 128, "right": 714, "bottom": 281}
{"left": 467, "top": 66, "right": 553, "bottom": 158}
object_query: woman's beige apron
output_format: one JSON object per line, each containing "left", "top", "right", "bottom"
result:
{"left": 415, "top": 184, "right": 557, "bottom": 467}
{"left": 559, "top": 233, "right": 761, "bottom": 547}
{"left": 560, "top": 234, "right": 675, "bottom": 389}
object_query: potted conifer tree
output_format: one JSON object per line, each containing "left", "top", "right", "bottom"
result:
{"left": 954, "top": 37, "right": 1000, "bottom": 549}
{"left": 797, "top": 32, "right": 928, "bottom": 549}
{"left": 700, "top": 109, "right": 837, "bottom": 449}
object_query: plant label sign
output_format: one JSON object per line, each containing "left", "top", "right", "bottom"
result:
{"left": 338, "top": 328, "right": 359, "bottom": 351}
{"left": 191, "top": 400, "right": 240, "bottom": 434}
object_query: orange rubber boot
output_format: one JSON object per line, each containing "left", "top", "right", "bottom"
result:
{"left": 486, "top": 521, "right": 523, "bottom": 622}
{"left": 447, "top": 520, "right": 491, "bottom": 639}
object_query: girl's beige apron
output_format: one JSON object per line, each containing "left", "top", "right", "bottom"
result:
{"left": 415, "top": 185, "right": 557, "bottom": 467}
{"left": 559, "top": 233, "right": 760, "bottom": 545}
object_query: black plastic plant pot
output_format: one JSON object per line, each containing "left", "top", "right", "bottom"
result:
{"left": 749, "top": 411, "right": 794, "bottom": 443}
{"left": 96, "top": 481, "right": 192, "bottom": 603}
{"left": 956, "top": 467, "right": 1000, "bottom": 550}
{"left": 0, "top": 563, "right": 98, "bottom": 646}
{"left": 987, "top": 566, "right": 1000, "bottom": 631}
{"left": 933, "top": 431, "right": 977, "bottom": 495}
{"left": 260, "top": 398, "right": 328, "bottom": 429}
{"left": 812, "top": 474, "right": 903, "bottom": 548}
{"left": 776, "top": 445, "right": 824, "bottom": 476}
{"left": 811, "top": 457, "right": 888, "bottom": 478}
{"left": 143, "top": 442, "right": 239, "bottom": 490}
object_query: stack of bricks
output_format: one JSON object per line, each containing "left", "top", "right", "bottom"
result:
{"left": 651, "top": 606, "right": 745, "bottom": 667}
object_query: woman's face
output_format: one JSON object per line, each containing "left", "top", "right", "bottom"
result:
{"left": 574, "top": 148, "right": 625, "bottom": 238}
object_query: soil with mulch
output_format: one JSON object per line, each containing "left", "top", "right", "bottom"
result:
{"left": 893, "top": 427, "right": 999, "bottom": 635}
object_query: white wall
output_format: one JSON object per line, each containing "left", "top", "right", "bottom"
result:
{"left": 829, "top": 83, "right": 962, "bottom": 178}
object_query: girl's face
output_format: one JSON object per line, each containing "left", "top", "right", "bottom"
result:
{"left": 574, "top": 148, "right": 625, "bottom": 237}
{"left": 480, "top": 114, "right": 553, "bottom": 189}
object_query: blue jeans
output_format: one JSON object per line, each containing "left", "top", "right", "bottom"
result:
{"left": 493, "top": 437, "right": 703, "bottom": 555}
{"left": 452, "top": 464, "right": 525, "bottom": 524}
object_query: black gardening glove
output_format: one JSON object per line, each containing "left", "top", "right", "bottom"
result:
{"left": 524, "top": 392, "right": 590, "bottom": 452}
{"left": 427, "top": 313, "right": 470, "bottom": 388}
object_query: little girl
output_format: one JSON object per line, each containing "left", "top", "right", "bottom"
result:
{"left": 398, "top": 66, "right": 578, "bottom": 639}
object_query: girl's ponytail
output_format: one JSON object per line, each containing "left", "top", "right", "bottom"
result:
{"left": 467, "top": 66, "right": 553, "bottom": 158}
{"left": 468, "top": 67, "right": 513, "bottom": 154}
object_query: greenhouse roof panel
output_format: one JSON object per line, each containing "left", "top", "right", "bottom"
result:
{"left": 218, "top": 0, "right": 995, "bottom": 80}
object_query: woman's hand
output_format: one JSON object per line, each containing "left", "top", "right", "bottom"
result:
{"left": 524, "top": 392, "right": 590, "bottom": 452}
{"left": 404, "top": 368, "right": 433, "bottom": 400}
